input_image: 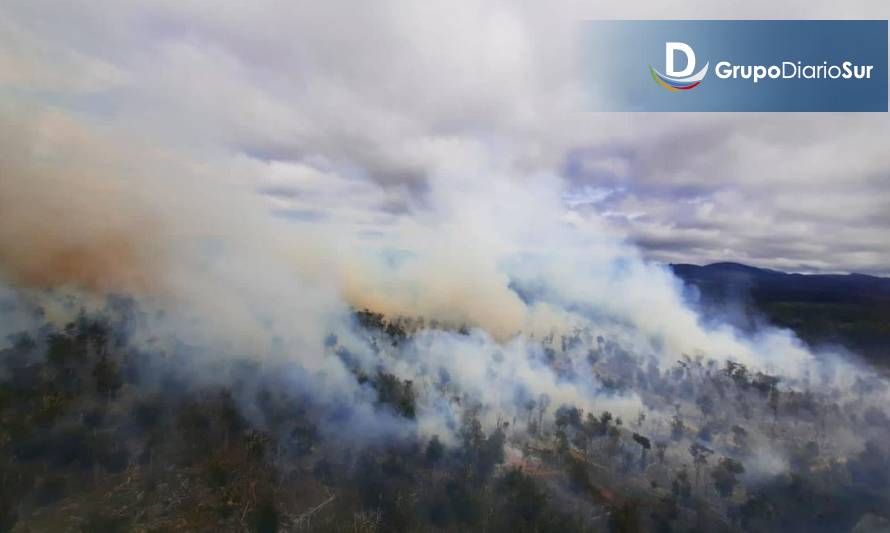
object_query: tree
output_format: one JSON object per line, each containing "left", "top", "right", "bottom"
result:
{"left": 537, "top": 393, "right": 551, "bottom": 432}
{"left": 496, "top": 467, "right": 547, "bottom": 528}
{"left": 555, "top": 429, "right": 569, "bottom": 459}
{"left": 730, "top": 425, "right": 749, "bottom": 453}
{"left": 605, "top": 426, "right": 622, "bottom": 467}
{"left": 355, "top": 309, "right": 385, "bottom": 331}
{"left": 425, "top": 435, "right": 444, "bottom": 467}
{"left": 459, "top": 409, "right": 485, "bottom": 453}
{"left": 373, "top": 372, "right": 416, "bottom": 419}
{"left": 554, "top": 405, "right": 582, "bottom": 431}
{"left": 655, "top": 442, "right": 668, "bottom": 465}
{"left": 632, "top": 433, "right": 651, "bottom": 471}
{"left": 670, "top": 414, "right": 685, "bottom": 441}
{"left": 712, "top": 457, "right": 745, "bottom": 498}
{"left": 769, "top": 389, "right": 780, "bottom": 420}
{"left": 92, "top": 355, "right": 122, "bottom": 400}
{"left": 688, "top": 443, "right": 714, "bottom": 488}
{"left": 696, "top": 394, "right": 714, "bottom": 426}
{"left": 253, "top": 495, "right": 279, "bottom": 533}
{"left": 600, "top": 410, "right": 613, "bottom": 428}
{"left": 476, "top": 426, "right": 506, "bottom": 479}
{"left": 525, "top": 398, "right": 537, "bottom": 427}
{"left": 219, "top": 391, "right": 245, "bottom": 449}
{"left": 725, "top": 361, "right": 749, "bottom": 387}
{"left": 672, "top": 468, "right": 692, "bottom": 502}
{"left": 47, "top": 332, "right": 83, "bottom": 368}
{"left": 848, "top": 440, "right": 890, "bottom": 490}
{"left": 11, "top": 332, "right": 36, "bottom": 353}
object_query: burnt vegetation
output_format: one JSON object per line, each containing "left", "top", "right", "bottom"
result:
{"left": 1, "top": 300, "right": 889, "bottom": 532}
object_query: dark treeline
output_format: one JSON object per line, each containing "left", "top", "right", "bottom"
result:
{"left": 0, "top": 308, "right": 589, "bottom": 532}
{"left": 1, "top": 301, "right": 889, "bottom": 532}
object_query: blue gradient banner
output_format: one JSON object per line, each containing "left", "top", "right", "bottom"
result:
{"left": 580, "top": 20, "right": 888, "bottom": 112}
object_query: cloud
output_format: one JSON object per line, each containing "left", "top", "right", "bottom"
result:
{"left": 14, "top": 0, "right": 881, "bottom": 273}
{"left": 566, "top": 113, "right": 890, "bottom": 274}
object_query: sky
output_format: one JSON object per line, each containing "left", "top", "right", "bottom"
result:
{"left": 1, "top": 1, "right": 889, "bottom": 276}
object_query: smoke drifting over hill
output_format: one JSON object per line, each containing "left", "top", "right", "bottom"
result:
{"left": 0, "top": 98, "right": 838, "bottom": 384}
{"left": 2, "top": 2, "right": 890, "bottom": 531}
{"left": 1, "top": 78, "right": 886, "bottom": 460}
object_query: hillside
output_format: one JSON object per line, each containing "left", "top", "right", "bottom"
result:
{"left": 2, "top": 299, "right": 890, "bottom": 532}
{"left": 670, "top": 263, "right": 890, "bottom": 366}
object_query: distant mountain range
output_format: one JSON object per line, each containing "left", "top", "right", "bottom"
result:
{"left": 669, "top": 262, "right": 890, "bottom": 366}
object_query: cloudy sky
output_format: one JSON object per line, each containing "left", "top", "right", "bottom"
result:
{"left": 2, "top": 1, "right": 889, "bottom": 276}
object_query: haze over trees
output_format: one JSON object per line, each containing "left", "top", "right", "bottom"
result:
{"left": 2, "top": 290, "right": 889, "bottom": 532}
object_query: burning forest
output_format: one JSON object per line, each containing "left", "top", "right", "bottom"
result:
{"left": 1, "top": 292, "right": 889, "bottom": 532}
{"left": 2, "top": 2, "right": 890, "bottom": 532}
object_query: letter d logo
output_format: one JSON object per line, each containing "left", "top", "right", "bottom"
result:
{"left": 666, "top": 42, "right": 695, "bottom": 77}
{"left": 649, "top": 42, "right": 708, "bottom": 92}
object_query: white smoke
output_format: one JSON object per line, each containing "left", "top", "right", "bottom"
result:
{"left": 0, "top": 1, "right": 887, "bottom": 459}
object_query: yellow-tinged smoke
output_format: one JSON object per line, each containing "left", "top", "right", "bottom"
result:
{"left": 0, "top": 105, "right": 167, "bottom": 294}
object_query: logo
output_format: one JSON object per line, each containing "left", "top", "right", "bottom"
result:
{"left": 649, "top": 42, "right": 709, "bottom": 92}
{"left": 582, "top": 21, "right": 887, "bottom": 111}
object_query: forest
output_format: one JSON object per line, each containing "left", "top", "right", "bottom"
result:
{"left": 2, "top": 291, "right": 889, "bottom": 532}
